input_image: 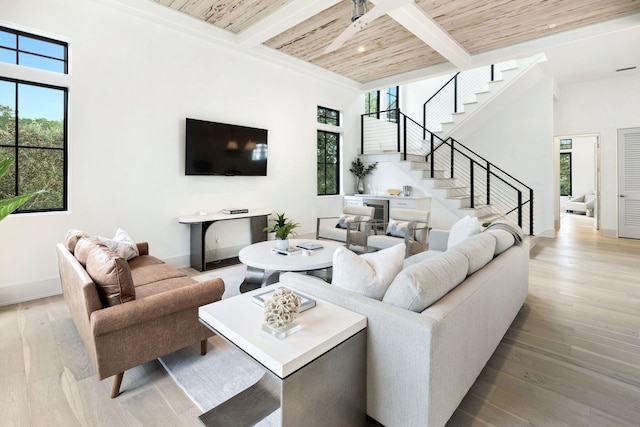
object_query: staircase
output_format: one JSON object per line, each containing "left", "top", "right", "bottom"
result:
{"left": 360, "top": 56, "right": 541, "bottom": 235}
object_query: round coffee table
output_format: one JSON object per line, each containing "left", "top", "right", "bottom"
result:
{"left": 238, "top": 239, "right": 342, "bottom": 291}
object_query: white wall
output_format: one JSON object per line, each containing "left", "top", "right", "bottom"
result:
{"left": 0, "top": 0, "right": 361, "bottom": 305}
{"left": 554, "top": 72, "right": 640, "bottom": 236}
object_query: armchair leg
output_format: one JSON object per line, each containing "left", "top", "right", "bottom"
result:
{"left": 111, "top": 372, "right": 124, "bottom": 398}
{"left": 201, "top": 339, "right": 208, "bottom": 356}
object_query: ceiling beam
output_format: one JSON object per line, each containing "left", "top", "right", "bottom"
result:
{"left": 237, "top": 0, "right": 342, "bottom": 48}
{"left": 371, "top": 0, "right": 470, "bottom": 69}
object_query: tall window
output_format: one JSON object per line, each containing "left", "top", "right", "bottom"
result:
{"left": 0, "top": 27, "right": 68, "bottom": 213}
{"left": 365, "top": 91, "right": 379, "bottom": 118}
{"left": 560, "top": 152, "right": 572, "bottom": 197}
{"left": 317, "top": 106, "right": 340, "bottom": 196}
{"left": 387, "top": 86, "right": 399, "bottom": 123}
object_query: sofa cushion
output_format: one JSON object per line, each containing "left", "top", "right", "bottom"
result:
{"left": 85, "top": 246, "right": 136, "bottom": 307}
{"left": 74, "top": 237, "right": 106, "bottom": 267}
{"left": 485, "top": 229, "right": 515, "bottom": 256}
{"left": 386, "top": 219, "right": 410, "bottom": 238}
{"left": 403, "top": 250, "right": 443, "bottom": 269}
{"left": 450, "top": 232, "right": 496, "bottom": 275}
{"left": 383, "top": 250, "right": 469, "bottom": 312}
{"left": 331, "top": 243, "right": 405, "bottom": 300}
{"left": 65, "top": 229, "right": 89, "bottom": 253}
{"left": 128, "top": 254, "right": 165, "bottom": 270}
{"left": 130, "top": 263, "right": 187, "bottom": 287}
{"left": 96, "top": 228, "right": 139, "bottom": 261}
{"left": 336, "top": 214, "right": 361, "bottom": 230}
{"left": 447, "top": 215, "right": 480, "bottom": 248}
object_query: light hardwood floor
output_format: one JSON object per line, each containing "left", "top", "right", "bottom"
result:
{"left": 1, "top": 213, "right": 639, "bottom": 426}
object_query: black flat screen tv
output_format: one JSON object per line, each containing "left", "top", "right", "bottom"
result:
{"left": 185, "top": 118, "right": 268, "bottom": 176}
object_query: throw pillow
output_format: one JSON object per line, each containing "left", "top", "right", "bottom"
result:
{"left": 382, "top": 250, "right": 469, "bottom": 312}
{"left": 331, "top": 243, "right": 405, "bottom": 300}
{"left": 65, "top": 229, "right": 89, "bottom": 253}
{"left": 450, "top": 232, "right": 496, "bottom": 275}
{"left": 74, "top": 237, "right": 106, "bottom": 267}
{"left": 386, "top": 219, "right": 411, "bottom": 238}
{"left": 96, "top": 228, "right": 139, "bottom": 261}
{"left": 85, "top": 245, "right": 136, "bottom": 307}
{"left": 447, "top": 215, "right": 480, "bottom": 248}
{"left": 485, "top": 229, "right": 515, "bottom": 256}
{"left": 335, "top": 214, "right": 361, "bottom": 230}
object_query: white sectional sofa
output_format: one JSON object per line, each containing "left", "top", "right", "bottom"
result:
{"left": 279, "top": 218, "right": 529, "bottom": 427}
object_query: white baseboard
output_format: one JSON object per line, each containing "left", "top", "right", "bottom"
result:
{"left": 0, "top": 277, "right": 62, "bottom": 307}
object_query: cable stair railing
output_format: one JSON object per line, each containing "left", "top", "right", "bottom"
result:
{"left": 360, "top": 108, "right": 534, "bottom": 235}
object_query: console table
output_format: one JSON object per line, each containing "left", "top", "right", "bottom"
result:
{"left": 178, "top": 208, "right": 271, "bottom": 271}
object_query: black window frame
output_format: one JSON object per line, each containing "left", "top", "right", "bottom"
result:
{"left": 386, "top": 86, "right": 399, "bottom": 123}
{"left": 365, "top": 91, "right": 380, "bottom": 119}
{"left": 317, "top": 130, "right": 340, "bottom": 196}
{"left": 0, "top": 26, "right": 69, "bottom": 74}
{"left": 560, "top": 152, "right": 572, "bottom": 197}
{"left": 317, "top": 105, "right": 340, "bottom": 127}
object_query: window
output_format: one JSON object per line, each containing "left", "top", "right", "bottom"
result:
{"left": 317, "top": 106, "right": 340, "bottom": 196}
{"left": 364, "top": 86, "right": 399, "bottom": 122}
{"left": 0, "top": 26, "right": 68, "bottom": 73}
{"left": 560, "top": 138, "right": 572, "bottom": 150}
{"left": 387, "top": 86, "right": 399, "bottom": 123}
{"left": 560, "top": 152, "right": 572, "bottom": 197}
{"left": 0, "top": 27, "right": 68, "bottom": 213}
{"left": 317, "top": 106, "right": 340, "bottom": 126}
{"left": 365, "top": 91, "right": 379, "bottom": 118}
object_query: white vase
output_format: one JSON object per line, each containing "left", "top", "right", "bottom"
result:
{"left": 275, "top": 239, "right": 289, "bottom": 250}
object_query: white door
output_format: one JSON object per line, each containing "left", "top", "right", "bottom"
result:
{"left": 618, "top": 127, "right": 640, "bottom": 238}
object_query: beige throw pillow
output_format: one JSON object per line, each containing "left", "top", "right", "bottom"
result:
{"left": 485, "top": 229, "right": 515, "bottom": 255}
{"left": 74, "top": 237, "right": 106, "bottom": 267}
{"left": 85, "top": 246, "right": 136, "bottom": 307}
{"left": 383, "top": 250, "right": 469, "bottom": 312}
{"left": 65, "top": 229, "right": 89, "bottom": 253}
{"left": 331, "top": 243, "right": 405, "bottom": 300}
{"left": 450, "top": 232, "right": 496, "bottom": 275}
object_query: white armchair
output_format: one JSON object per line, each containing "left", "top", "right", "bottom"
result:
{"left": 566, "top": 193, "right": 595, "bottom": 214}
{"left": 364, "top": 208, "right": 430, "bottom": 257}
{"left": 316, "top": 205, "right": 375, "bottom": 250}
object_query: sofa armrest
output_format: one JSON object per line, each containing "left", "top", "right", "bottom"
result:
{"left": 90, "top": 278, "right": 224, "bottom": 337}
{"left": 428, "top": 229, "right": 449, "bottom": 251}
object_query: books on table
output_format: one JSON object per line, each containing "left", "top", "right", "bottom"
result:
{"left": 222, "top": 208, "right": 249, "bottom": 214}
{"left": 270, "top": 247, "right": 301, "bottom": 256}
{"left": 252, "top": 288, "right": 316, "bottom": 312}
{"left": 295, "top": 241, "right": 324, "bottom": 250}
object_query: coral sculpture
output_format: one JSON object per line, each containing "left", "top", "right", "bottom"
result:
{"left": 264, "top": 288, "right": 302, "bottom": 329}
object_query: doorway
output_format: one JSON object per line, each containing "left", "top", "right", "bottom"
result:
{"left": 554, "top": 134, "right": 600, "bottom": 231}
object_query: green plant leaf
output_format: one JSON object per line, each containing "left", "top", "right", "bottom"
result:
{"left": 0, "top": 190, "right": 45, "bottom": 222}
{"left": 0, "top": 157, "right": 13, "bottom": 179}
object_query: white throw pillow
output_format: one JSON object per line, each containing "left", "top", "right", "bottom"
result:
{"left": 386, "top": 219, "right": 410, "bottom": 238}
{"left": 447, "top": 215, "right": 480, "bottom": 248}
{"left": 336, "top": 214, "right": 361, "bottom": 230}
{"left": 97, "top": 228, "right": 139, "bottom": 261}
{"left": 383, "top": 250, "right": 469, "bottom": 312}
{"left": 331, "top": 243, "right": 405, "bottom": 300}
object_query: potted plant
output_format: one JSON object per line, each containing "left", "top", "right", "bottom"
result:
{"left": 349, "top": 158, "right": 378, "bottom": 194}
{"left": 263, "top": 212, "right": 299, "bottom": 250}
{"left": 0, "top": 157, "right": 44, "bottom": 222}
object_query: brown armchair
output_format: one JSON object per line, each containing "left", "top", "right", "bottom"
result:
{"left": 56, "top": 238, "right": 225, "bottom": 398}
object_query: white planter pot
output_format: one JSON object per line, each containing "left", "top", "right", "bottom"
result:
{"left": 275, "top": 239, "right": 289, "bottom": 250}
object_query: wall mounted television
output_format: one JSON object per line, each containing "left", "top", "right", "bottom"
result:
{"left": 185, "top": 118, "right": 268, "bottom": 176}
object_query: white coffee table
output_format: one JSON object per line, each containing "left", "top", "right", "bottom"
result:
{"left": 238, "top": 239, "right": 342, "bottom": 289}
{"left": 198, "top": 284, "right": 367, "bottom": 426}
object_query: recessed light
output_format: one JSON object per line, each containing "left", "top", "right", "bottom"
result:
{"left": 616, "top": 66, "right": 637, "bottom": 72}
{"left": 548, "top": 23, "right": 556, "bottom": 29}
{"left": 357, "top": 46, "right": 366, "bottom": 53}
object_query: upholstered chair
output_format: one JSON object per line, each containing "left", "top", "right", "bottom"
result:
{"left": 316, "top": 205, "right": 375, "bottom": 250}
{"left": 364, "top": 208, "right": 430, "bottom": 257}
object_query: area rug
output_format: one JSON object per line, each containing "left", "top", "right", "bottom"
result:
{"left": 159, "top": 263, "right": 281, "bottom": 424}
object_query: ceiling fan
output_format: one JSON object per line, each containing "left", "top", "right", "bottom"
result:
{"left": 324, "top": 0, "right": 414, "bottom": 54}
